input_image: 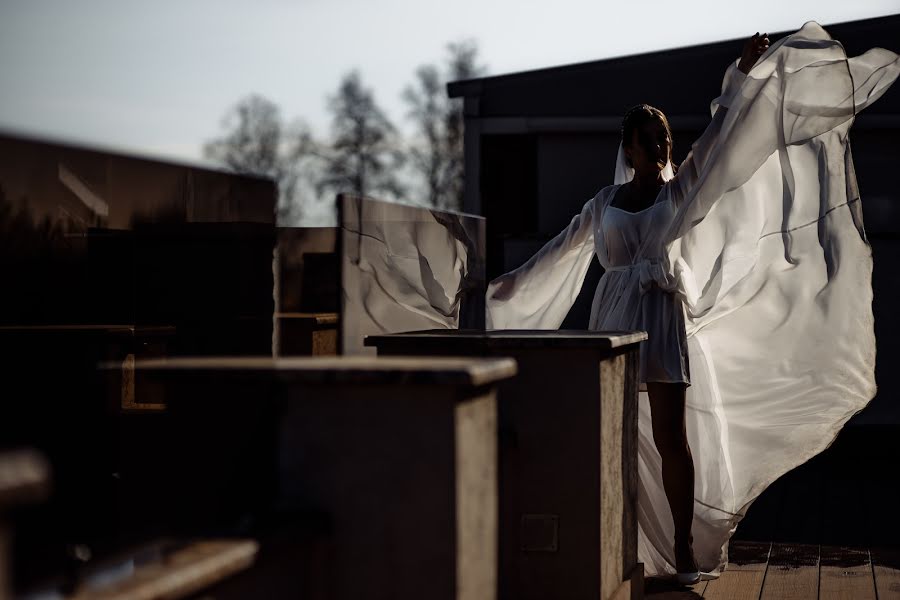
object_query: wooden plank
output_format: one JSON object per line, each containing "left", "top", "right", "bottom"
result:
{"left": 120, "top": 353, "right": 166, "bottom": 412}
{"left": 703, "top": 570, "right": 764, "bottom": 600}
{"left": 644, "top": 577, "right": 705, "bottom": 599}
{"left": 728, "top": 541, "right": 772, "bottom": 565}
{"left": 690, "top": 580, "right": 708, "bottom": 596}
{"left": 872, "top": 547, "right": 900, "bottom": 600}
{"left": 67, "top": 539, "right": 258, "bottom": 600}
{"left": 759, "top": 543, "right": 819, "bottom": 600}
{"left": 858, "top": 450, "right": 900, "bottom": 600}
{"left": 874, "top": 565, "right": 900, "bottom": 600}
{"left": 645, "top": 586, "right": 706, "bottom": 599}
{"left": 275, "top": 312, "right": 338, "bottom": 325}
{"left": 703, "top": 542, "right": 769, "bottom": 600}
{"left": 818, "top": 546, "right": 875, "bottom": 600}
{"left": 644, "top": 542, "right": 769, "bottom": 599}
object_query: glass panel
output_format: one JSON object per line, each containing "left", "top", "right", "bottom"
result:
{"left": 339, "top": 194, "right": 486, "bottom": 355}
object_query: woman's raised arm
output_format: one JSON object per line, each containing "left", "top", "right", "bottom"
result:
{"left": 670, "top": 34, "right": 768, "bottom": 205}
{"left": 486, "top": 193, "right": 600, "bottom": 329}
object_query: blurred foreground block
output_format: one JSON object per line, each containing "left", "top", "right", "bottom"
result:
{"left": 0, "top": 325, "right": 175, "bottom": 590}
{"left": 131, "top": 356, "right": 516, "bottom": 600}
{"left": 65, "top": 540, "right": 258, "bottom": 600}
{"left": 367, "top": 330, "right": 646, "bottom": 600}
{"left": 0, "top": 450, "right": 50, "bottom": 600}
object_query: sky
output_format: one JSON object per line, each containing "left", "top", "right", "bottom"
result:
{"left": 0, "top": 1, "right": 897, "bottom": 167}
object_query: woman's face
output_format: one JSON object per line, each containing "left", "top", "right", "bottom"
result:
{"left": 625, "top": 118, "right": 671, "bottom": 176}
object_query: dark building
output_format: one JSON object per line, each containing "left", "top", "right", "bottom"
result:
{"left": 449, "top": 13, "right": 900, "bottom": 423}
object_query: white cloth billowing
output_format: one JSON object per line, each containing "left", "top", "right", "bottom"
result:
{"left": 485, "top": 22, "right": 899, "bottom": 576}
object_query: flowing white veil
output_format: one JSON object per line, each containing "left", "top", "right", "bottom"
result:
{"left": 613, "top": 143, "right": 675, "bottom": 185}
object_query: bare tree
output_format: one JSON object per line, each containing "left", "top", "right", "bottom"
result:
{"left": 204, "top": 94, "right": 315, "bottom": 223}
{"left": 444, "top": 40, "right": 486, "bottom": 209}
{"left": 403, "top": 65, "right": 445, "bottom": 208}
{"left": 204, "top": 94, "right": 283, "bottom": 175}
{"left": 278, "top": 118, "right": 318, "bottom": 223}
{"left": 317, "top": 71, "right": 406, "bottom": 202}
{"left": 403, "top": 40, "right": 486, "bottom": 210}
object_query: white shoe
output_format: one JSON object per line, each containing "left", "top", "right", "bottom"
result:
{"left": 674, "top": 571, "right": 701, "bottom": 585}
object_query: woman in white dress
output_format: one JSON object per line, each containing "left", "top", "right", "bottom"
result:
{"left": 486, "top": 23, "right": 899, "bottom": 581}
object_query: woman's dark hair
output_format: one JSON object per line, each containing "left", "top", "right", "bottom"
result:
{"left": 621, "top": 104, "right": 674, "bottom": 168}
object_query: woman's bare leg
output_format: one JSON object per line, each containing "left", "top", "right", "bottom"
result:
{"left": 646, "top": 382, "right": 697, "bottom": 573}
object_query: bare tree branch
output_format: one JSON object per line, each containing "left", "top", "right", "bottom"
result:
{"left": 403, "top": 40, "right": 487, "bottom": 210}
{"left": 204, "top": 94, "right": 318, "bottom": 223}
{"left": 318, "top": 71, "right": 406, "bottom": 202}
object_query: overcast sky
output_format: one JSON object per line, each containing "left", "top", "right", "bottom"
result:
{"left": 0, "top": 1, "right": 897, "bottom": 166}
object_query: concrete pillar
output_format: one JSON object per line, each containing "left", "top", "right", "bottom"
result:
{"left": 131, "top": 356, "right": 516, "bottom": 600}
{"left": 366, "top": 330, "right": 645, "bottom": 600}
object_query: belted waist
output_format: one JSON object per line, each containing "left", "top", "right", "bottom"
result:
{"left": 606, "top": 259, "right": 676, "bottom": 293}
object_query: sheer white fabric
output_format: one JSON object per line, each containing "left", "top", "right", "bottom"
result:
{"left": 485, "top": 21, "right": 899, "bottom": 576}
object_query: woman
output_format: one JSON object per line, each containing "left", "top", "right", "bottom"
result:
{"left": 486, "top": 23, "right": 899, "bottom": 581}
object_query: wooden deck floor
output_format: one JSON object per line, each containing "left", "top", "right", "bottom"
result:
{"left": 646, "top": 541, "right": 900, "bottom": 599}
{"left": 647, "top": 425, "right": 900, "bottom": 599}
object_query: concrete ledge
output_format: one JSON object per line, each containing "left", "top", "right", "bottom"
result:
{"left": 123, "top": 356, "right": 517, "bottom": 388}
{"left": 367, "top": 329, "right": 647, "bottom": 351}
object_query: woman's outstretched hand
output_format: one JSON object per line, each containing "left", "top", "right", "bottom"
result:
{"left": 738, "top": 32, "right": 770, "bottom": 74}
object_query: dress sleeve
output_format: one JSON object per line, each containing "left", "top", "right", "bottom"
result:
{"left": 670, "top": 60, "right": 747, "bottom": 207}
{"left": 486, "top": 195, "right": 598, "bottom": 329}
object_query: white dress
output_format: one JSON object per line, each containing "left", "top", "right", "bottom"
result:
{"left": 486, "top": 22, "right": 899, "bottom": 576}
{"left": 591, "top": 188, "right": 690, "bottom": 386}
